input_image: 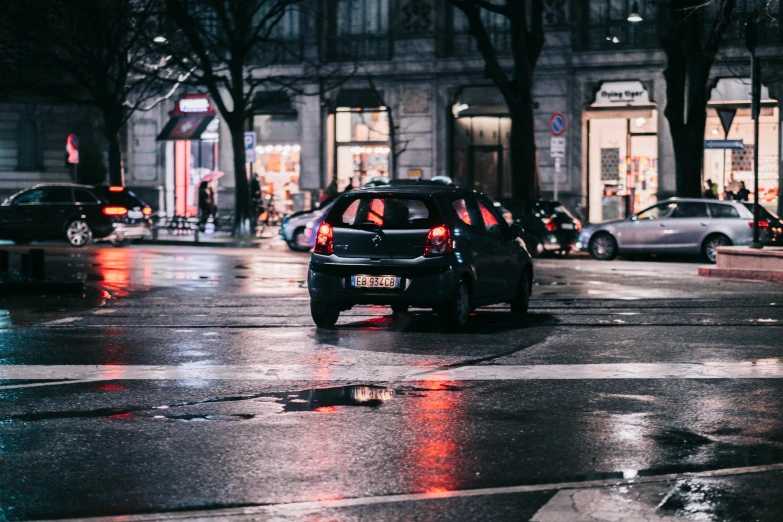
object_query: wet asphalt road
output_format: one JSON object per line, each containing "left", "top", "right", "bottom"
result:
{"left": 1, "top": 241, "right": 782, "bottom": 521}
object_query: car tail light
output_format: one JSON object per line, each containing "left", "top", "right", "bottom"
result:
{"left": 142, "top": 207, "right": 152, "bottom": 216}
{"left": 103, "top": 206, "right": 128, "bottom": 216}
{"left": 314, "top": 222, "right": 333, "bottom": 255}
{"left": 575, "top": 219, "right": 582, "bottom": 232}
{"left": 544, "top": 218, "right": 557, "bottom": 232}
{"left": 424, "top": 226, "right": 452, "bottom": 257}
{"left": 749, "top": 221, "right": 769, "bottom": 228}
{"left": 108, "top": 186, "right": 124, "bottom": 192}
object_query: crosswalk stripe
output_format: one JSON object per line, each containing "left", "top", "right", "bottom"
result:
{"left": 1, "top": 361, "right": 783, "bottom": 388}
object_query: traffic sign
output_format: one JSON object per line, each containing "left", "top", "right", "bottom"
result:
{"left": 550, "top": 113, "right": 566, "bottom": 136}
{"left": 550, "top": 136, "right": 566, "bottom": 158}
{"left": 244, "top": 132, "right": 256, "bottom": 163}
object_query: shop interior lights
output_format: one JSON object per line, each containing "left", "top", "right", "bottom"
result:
{"left": 350, "top": 146, "right": 391, "bottom": 155}
{"left": 256, "top": 144, "right": 301, "bottom": 154}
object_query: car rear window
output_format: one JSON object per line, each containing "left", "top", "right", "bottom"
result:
{"left": 537, "top": 202, "right": 577, "bottom": 220}
{"left": 329, "top": 194, "right": 441, "bottom": 230}
{"left": 93, "top": 187, "right": 146, "bottom": 208}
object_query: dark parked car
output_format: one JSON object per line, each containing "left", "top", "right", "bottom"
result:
{"left": 0, "top": 184, "right": 152, "bottom": 247}
{"left": 743, "top": 203, "right": 783, "bottom": 246}
{"left": 307, "top": 185, "right": 534, "bottom": 330}
{"left": 501, "top": 200, "right": 582, "bottom": 257}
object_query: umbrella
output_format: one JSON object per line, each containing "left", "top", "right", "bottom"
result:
{"left": 200, "top": 171, "right": 225, "bottom": 183}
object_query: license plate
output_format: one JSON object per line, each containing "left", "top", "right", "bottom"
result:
{"left": 128, "top": 210, "right": 143, "bottom": 219}
{"left": 351, "top": 275, "right": 401, "bottom": 289}
{"left": 561, "top": 223, "right": 575, "bottom": 230}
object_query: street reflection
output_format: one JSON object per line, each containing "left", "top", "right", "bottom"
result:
{"left": 405, "top": 381, "right": 463, "bottom": 493}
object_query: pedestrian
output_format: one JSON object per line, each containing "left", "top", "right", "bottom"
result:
{"left": 198, "top": 181, "right": 214, "bottom": 226}
{"left": 250, "top": 174, "right": 262, "bottom": 224}
{"left": 703, "top": 179, "right": 718, "bottom": 199}
{"left": 734, "top": 181, "right": 750, "bottom": 202}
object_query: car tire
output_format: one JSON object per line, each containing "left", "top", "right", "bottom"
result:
{"left": 510, "top": 270, "right": 530, "bottom": 318}
{"left": 589, "top": 232, "right": 617, "bottom": 261}
{"left": 66, "top": 219, "right": 93, "bottom": 247}
{"left": 310, "top": 300, "right": 340, "bottom": 328}
{"left": 290, "top": 228, "right": 311, "bottom": 252}
{"left": 439, "top": 278, "right": 471, "bottom": 331}
{"left": 702, "top": 233, "right": 731, "bottom": 264}
{"left": 523, "top": 233, "right": 543, "bottom": 258}
{"left": 391, "top": 304, "right": 409, "bottom": 316}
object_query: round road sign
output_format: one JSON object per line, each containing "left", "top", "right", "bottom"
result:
{"left": 550, "top": 113, "right": 566, "bottom": 136}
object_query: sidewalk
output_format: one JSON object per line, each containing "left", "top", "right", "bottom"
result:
{"left": 148, "top": 226, "right": 281, "bottom": 248}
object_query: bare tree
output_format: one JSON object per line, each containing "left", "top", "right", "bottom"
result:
{"left": 0, "top": 0, "right": 174, "bottom": 186}
{"left": 447, "top": 0, "right": 544, "bottom": 211}
{"left": 661, "top": 0, "right": 737, "bottom": 198}
{"left": 158, "top": 0, "right": 317, "bottom": 237}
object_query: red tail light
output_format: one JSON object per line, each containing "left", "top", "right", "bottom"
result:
{"left": 103, "top": 206, "right": 128, "bottom": 216}
{"left": 575, "top": 219, "right": 582, "bottom": 232}
{"left": 424, "top": 226, "right": 452, "bottom": 257}
{"left": 544, "top": 218, "right": 557, "bottom": 232}
{"left": 314, "top": 222, "right": 333, "bottom": 255}
{"left": 749, "top": 221, "right": 769, "bottom": 228}
{"left": 142, "top": 207, "right": 152, "bottom": 216}
{"left": 108, "top": 186, "right": 124, "bottom": 192}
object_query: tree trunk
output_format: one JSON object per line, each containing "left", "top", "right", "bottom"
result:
{"left": 509, "top": 100, "right": 539, "bottom": 213}
{"left": 228, "top": 115, "right": 252, "bottom": 238}
{"left": 671, "top": 119, "right": 708, "bottom": 198}
{"left": 105, "top": 126, "right": 124, "bottom": 186}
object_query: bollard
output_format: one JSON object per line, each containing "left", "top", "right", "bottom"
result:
{"left": 29, "top": 248, "right": 45, "bottom": 281}
{"left": 0, "top": 250, "right": 8, "bottom": 274}
{"left": 20, "top": 253, "right": 31, "bottom": 278}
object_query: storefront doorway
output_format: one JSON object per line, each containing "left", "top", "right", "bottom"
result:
{"left": 468, "top": 146, "right": 503, "bottom": 196}
{"left": 586, "top": 110, "right": 658, "bottom": 223}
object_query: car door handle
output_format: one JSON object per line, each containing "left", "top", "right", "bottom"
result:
{"left": 700, "top": 223, "right": 708, "bottom": 227}
{"left": 659, "top": 224, "right": 666, "bottom": 227}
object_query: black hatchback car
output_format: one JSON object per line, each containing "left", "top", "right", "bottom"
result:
{"left": 307, "top": 185, "right": 534, "bottom": 330}
{"left": 501, "top": 199, "right": 582, "bottom": 257}
{"left": 0, "top": 184, "right": 152, "bottom": 247}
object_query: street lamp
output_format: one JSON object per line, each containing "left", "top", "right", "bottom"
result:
{"left": 627, "top": 2, "right": 643, "bottom": 23}
{"left": 153, "top": 36, "right": 168, "bottom": 44}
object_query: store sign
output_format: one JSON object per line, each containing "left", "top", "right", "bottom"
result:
{"left": 594, "top": 81, "right": 650, "bottom": 105}
{"left": 175, "top": 95, "right": 214, "bottom": 114}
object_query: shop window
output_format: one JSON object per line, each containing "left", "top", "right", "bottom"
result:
{"left": 17, "top": 118, "right": 39, "bottom": 171}
{"left": 336, "top": 111, "right": 389, "bottom": 143}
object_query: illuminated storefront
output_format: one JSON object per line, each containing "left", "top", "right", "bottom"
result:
{"left": 331, "top": 89, "right": 391, "bottom": 189}
{"left": 251, "top": 91, "right": 304, "bottom": 213}
{"left": 703, "top": 79, "right": 779, "bottom": 213}
{"left": 156, "top": 94, "right": 220, "bottom": 217}
{"left": 585, "top": 81, "right": 659, "bottom": 223}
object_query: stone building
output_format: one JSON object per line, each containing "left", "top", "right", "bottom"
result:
{"left": 3, "top": 0, "right": 781, "bottom": 222}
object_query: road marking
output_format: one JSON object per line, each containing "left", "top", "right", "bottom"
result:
{"left": 41, "top": 463, "right": 783, "bottom": 522}
{"left": 2, "top": 361, "right": 783, "bottom": 388}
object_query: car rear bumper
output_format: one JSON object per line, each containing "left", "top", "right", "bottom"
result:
{"left": 307, "top": 256, "right": 458, "bottom": 307}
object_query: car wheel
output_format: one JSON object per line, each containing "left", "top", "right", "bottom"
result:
{"left": 702, "top": 234, "right": 731, "bottom": 264}
{"left": 589, "top": 232, "right": 617, "bottom": 261}
{"left": 439, "top": 278, "right": 471, "bottom": 331}
{"left": 523, "top": 233, "right": 543, "bottom": 258}
{"left": 66, "top": 219, "right": 93, "bottom": 247}
{"left": 391, "top": 304, "right": 409, "bottom": 316}
{"left": 510, "top": 270, "right": 530, "bottom": 318}
{"left": 292, "top": 228, "right": 311, "bottom": 252}
{"left": 310, "top": 300, "right": 340, "bottom": 328}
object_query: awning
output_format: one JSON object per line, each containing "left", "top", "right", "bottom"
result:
{"left": 453, "top": 86, "right": 508, "bottom": 117}
{"left": 252, "top": 90, "right": 297, "bottom": 115}
{"left": 156, "top": 114, "right": 215, "bottom": 141}
{"left": 334, "top": 88, "right": 384, "bottom": 109}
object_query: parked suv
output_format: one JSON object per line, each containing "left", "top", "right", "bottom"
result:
{"left": 579, "top": 198, "right": 754, "bottom": 263}
{"left": 0, "top": 184, "right": 152, "bottom": 247}
{"left": 307, "top": 185, "right": 534, "bottom": 330}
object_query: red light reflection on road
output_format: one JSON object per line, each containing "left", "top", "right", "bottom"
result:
{"left": 406, "top": 380, "right": 463, "bottom": 493}
{"left": 92, "top": 383, "right": 128, "bottom": 391}
{"left": 96, "top": 248, "right": 131, "bottom": 294}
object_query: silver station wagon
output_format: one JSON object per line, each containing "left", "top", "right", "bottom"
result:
{"left": 578, "top": 198, "right": 755, "bottom": 263}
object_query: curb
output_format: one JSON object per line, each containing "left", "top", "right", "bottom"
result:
{"left": 698, "top": 267, "right": 783, "bottom": 283}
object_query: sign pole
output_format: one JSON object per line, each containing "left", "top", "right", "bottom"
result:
{"left": 747, "top": 16, "right": 762, "bottom": 249}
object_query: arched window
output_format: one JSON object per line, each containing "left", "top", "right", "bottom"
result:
{"left": 17, "top": 118, "right": 40, "bottom": 171}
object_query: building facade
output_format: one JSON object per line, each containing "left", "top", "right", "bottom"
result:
{"left": 3, "top": 0, "right": 781, "bottom": 222}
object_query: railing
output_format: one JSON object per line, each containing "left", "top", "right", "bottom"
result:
{"left": 324, "top": 34, "right": 392, "bottom": 62}
{"left": 576, "top": 20, "right": 660, "bottom": 51}
{"left": 440, "top": 30, "right": 512, "bottom": 57}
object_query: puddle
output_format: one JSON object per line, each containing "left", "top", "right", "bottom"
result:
{"left": 280, "top": 385, "right": 395, "bottom": 412}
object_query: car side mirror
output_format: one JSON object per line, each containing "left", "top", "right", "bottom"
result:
{"left": 509, "top": 223, "right": 524, "bottom": 238}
